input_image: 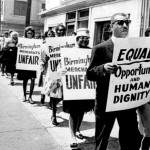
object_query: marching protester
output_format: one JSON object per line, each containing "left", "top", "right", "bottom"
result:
{"left": 17, "top": 26, "right": 36, "bottom": 104}
{"left": 55, "top": 24, "right": 66, "bottom": 37}
{"left": 1, "top": 31, "right": 9, "bottom": 76}
{"left": 62, "top": 28, "right": 94, "bottom": 149}
{"left": 86, "top": 13, "right": 142, "bottom": 150}
{"left": 3, "top": 31, "right": 9, "bottom": 38}
{"left": 47, "top": 24, "right": 66, "bottom": 125}
{"left": 47, "top": 29, "right": 55, "bottom": 37}
{"left": 8, "top": 29, "right": 14, "bottom": 37}
{"left": 4, "top": 31, "right": 19, "bottom": 85}
{"left": 38, "top": 31, "right": 49, "bottom": 105}
{"left": 136, "top": 27, "right": 150, "bottom": 150}
{"left": 38, "top": 30, "right": 54, "bottom": 106}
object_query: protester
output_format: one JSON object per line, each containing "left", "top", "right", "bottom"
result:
{"left": 62, "top": 28, "right": 94, "bottom": 149}
{"left": 4, "top": 31, "right": 9, "bottom": 38}
{"left": 86, "top": 13, "right": 142, "bottom": 150}
{"left": 4, "top": 31, "right": 19, "bottom": 85}
{"left": 47, "top": 30, "right": 55, "bottom": 37}
{"left": 55, "top": 24, "right": 66, "bottom": 37}
{"left": 8, "top": 29, "right": 14, "bottom": 37}
{"left": 1, "top": 31, "right": 9, "bottom": 76}
{"left": 47, "top": 24, "right": 66, "bottom": 125}
{"left": 136, "top": 27, "right": 150, "bottom": 150}
{"left": 35, "top": 33, "right": 41, "bottom": 39}
{"left": 17, "top": 26, "right": 36, "bottom": 104}
{"left": 38, "top": 30, "right": 54, "bottom": 106}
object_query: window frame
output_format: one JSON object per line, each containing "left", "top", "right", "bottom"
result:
{"left": 66, "top": 8, "right": 89, "bottom": 34}
{"left": 14, "top": 0, "right": 27, "bottom": 16}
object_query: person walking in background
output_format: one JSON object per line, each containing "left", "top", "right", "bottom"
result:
{"left": 4, "top": 31, "right": 19, "bottom": 85}
{"left": 136, "top": 27, "right": 150, "bottom": 150}
{"left": 55, "top": 24, "right": 66, "bottom": 37}
{"left": 47, "top": 29, "right": 55, "bottom": 37}
{"left": 8, "top": 29, "right": 14, "bottom": 38}
{"left": 17, "top": 26, "right": 36, "bottom": 104}
{"left": 63, "top": 28, "right": 94, "bottom": 149}
{"left": 3, "top": 31, "right": 9, "bottom": 38}
{"left": 38, "top": 30, "right": 54, "bottom": 106}
{"left": 46, "top": 24, "right": 66, "bottom": 125}
{"left": 86, "top": 13, "right": 142, "bottom": 150}
{"left": 1, "top": 31, "right": 9, "bottom": 76}
{"left": 38, "top": 31, "right": 49, "bottom": 105}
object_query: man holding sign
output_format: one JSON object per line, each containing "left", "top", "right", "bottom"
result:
{"left": 86, "top": 13, "right": 142, "bottom": 150}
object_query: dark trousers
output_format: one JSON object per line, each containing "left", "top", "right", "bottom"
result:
{"left": 50, "top": 97, "right": 62, "bottom": 117}
{"left": 1, "top": 61, "right": 6, "bottom": 74}
{"left": 95, "top": 109, "right": 142, "bottom": 150}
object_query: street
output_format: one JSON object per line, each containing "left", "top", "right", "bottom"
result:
{"left": 0, "top": 73, "right": 119, "bottom": 150}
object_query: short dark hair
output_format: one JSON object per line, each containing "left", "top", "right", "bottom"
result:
{"left": 145, "top": 27, "right": 150, "bottom": 37}
{"left": 47, "top": 30, "right": 55, "bottom": 37}
{"left": 55, "top": 24, "right": 66, "bottom": 33}
{"left": 24, "top": 26, "right": 35, "bottom": 38}
{"left": 44, "top": 31, "right": 48, "bottom": 38}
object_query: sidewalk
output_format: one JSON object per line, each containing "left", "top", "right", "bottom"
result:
{"left": 0, "top": 73, "right": 119, "bottom": 150}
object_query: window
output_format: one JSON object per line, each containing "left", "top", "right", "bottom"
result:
{"left": 94, "top": 21, "right": 112, "bottom": 46}
{"left": 66, "top": 12, "right": 76, "bottom": 22}
{"left": 42, "top": 3, "right": 46, "bottom": 10}
{"left": 66, "top": 23, "right": 75, "bottom": 36}
{"left": 66, "top": 9, "right": 89, "bottom": 35}
{"left": 77, "top": 9, "right": 89, "bottom": 29}
{"left": 78, "top": 20, "right": 88, "bottom": 28}
{"left": 66, "top": 12, "right": 76, "bottom": 36}
{"left": 14, "top": 0, "right": 27, "bottom": 16}
{"left": 78, "top": 9, "right": 89, "bottom": 18}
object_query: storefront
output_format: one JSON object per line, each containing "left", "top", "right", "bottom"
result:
{"left": 40, "top": 0, "right": 150, "bottom": 47}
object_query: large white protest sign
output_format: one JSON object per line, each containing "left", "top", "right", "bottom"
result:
{"left": 16, "top": 38, "right": 42, "bottom": 71}
{"left": 61, "top": 48, "right": 96, "bottom": 100}
{"left": 46, "top": 36, "right": 76, "bottom": 79}
{"left": 106, "top": 37, "right": 150, "bottom": 112}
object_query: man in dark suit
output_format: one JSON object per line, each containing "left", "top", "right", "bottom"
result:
{"left": 86, "top": 13, "right": 142, "bottom": 150}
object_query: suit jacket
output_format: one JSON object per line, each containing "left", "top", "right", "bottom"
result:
{"left": 86, "top": 38, "right": 114, "bottom": 116}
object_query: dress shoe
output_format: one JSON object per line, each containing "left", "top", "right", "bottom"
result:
{"left": 70, "top": 143, "right": 78, "bottom": 149}
{"left": 76, "top": 132, "right": 84, "bottom": 139}
{"left": 48, "top": 102, "right": 52, "bottom": 110}
{"left": 51, "top": 117, "right": 59, "bottom": 126}
{"left": 22, "top": 97, "right": 26, "bottom": 102}
{"left": 28, "top": 97, "right": 34, "bottom": 104}
{"left": 40, "top": 95, "right": 45, "bottom": 104}
{"left": 10, "top": 81, "right": 14, "bottom": 86}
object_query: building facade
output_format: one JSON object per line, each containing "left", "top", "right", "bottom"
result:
{"left": 40, "top": 0, "right": 150, "bottom": 47}
{"left": 1, "top": 0, "right": 45, "bottom": 36}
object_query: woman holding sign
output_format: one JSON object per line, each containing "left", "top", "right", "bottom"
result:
{"left": 38, "top": 30, "right": 55, "bottom": 105}
{"left": 47, "top": 24, "right": 66, "bottom": 126}
{"left": 63, "top": 28, "right": 94, "bottom": 149}
{"left": 17, "top": 26, "right": 36, "bottom": 104}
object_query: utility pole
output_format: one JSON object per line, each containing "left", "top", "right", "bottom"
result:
{"left": 25, "top": 0, "right": 32, "bottom": 27}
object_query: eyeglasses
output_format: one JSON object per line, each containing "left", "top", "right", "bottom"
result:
{"left": 27, "top": 32, "right": 33, "bottom": 35}
{"left": 113, "top": 20, "right": 131, "bottom": 26}
{"left": 79, "top": 37, "right": 89, "bottom": 40}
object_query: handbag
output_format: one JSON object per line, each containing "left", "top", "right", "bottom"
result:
{"left": 49, "top": 79, "right": 63, "bottom": 99}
